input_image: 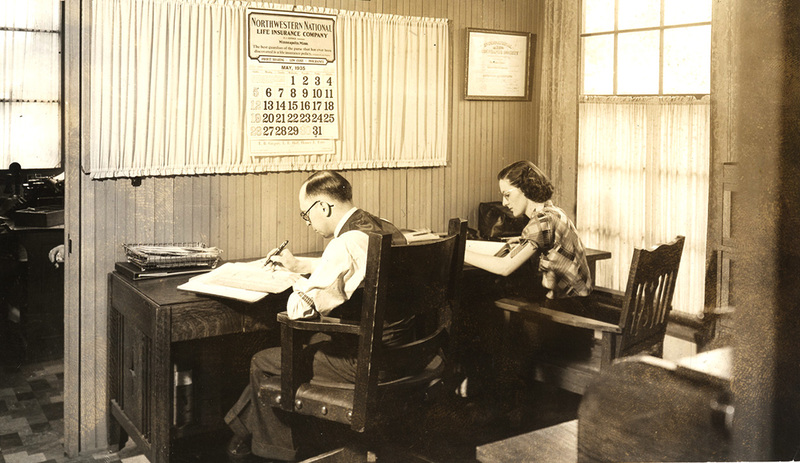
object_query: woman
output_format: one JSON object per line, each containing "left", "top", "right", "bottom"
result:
{"left": 465, "top": 160, "right": 593, "bottom": 300}
{"left": 457, "top": 161, "right": 594, "bottom": 401}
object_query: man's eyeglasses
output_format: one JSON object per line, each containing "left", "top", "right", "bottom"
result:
{"left": 299, "top": 200, "right": 333, "bottom": 224}
{"left": 300, "top": 200, "right": 321, "bottom": 224}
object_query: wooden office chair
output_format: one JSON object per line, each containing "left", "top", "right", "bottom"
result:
{"left": 258, "top": 218, "right": 467, "bottom": 462}
{"left": 495, "top": 235, "right": 685, "bottom": 395}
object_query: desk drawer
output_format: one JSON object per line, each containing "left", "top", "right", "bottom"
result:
{"left": 111, "top": 274, "right": 158, "bottom": 337}
{"left": 171, "top": 304, "right": 248, "bottom": 342}
{"left": 170, "top": 299, "right": 279, "bottom": 342}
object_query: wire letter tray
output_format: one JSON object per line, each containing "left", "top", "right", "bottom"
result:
{"left": 123, "top": 243, "right": 222, "bottom": 271}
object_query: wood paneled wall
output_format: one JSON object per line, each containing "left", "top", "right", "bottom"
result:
{"left": 73, "top": 0, "right": 547, "bottom": 452}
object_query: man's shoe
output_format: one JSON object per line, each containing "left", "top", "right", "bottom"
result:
{"left": 227, "top": 434, "right": 252, "bottom": 460}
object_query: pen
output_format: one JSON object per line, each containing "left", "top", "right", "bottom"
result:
{"left": 264, "top": 240, "right": 289, "bottom": 267}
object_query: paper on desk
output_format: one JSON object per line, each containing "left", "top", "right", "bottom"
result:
{"left": 466, "top": 239, "right": 527, "bottom": 258}
{"left": 401, "top": 228, "right": 443, "bottom": 243}
{"left": 466, "top": 240, "right": 507, "bottom": 255}
{"left": 177, "top": 261, "right": 303, "bottom": 302}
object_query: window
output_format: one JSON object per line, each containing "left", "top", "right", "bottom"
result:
{"left": 0, "top": 0, "right": 61, "bottom": 169}
{"left": 577, "top": 0, "right": 712, "bottom": 324}
{"left": 581, "top": 0, "right": 711, "bottom": 95}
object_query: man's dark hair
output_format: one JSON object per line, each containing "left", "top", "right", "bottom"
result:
{"left": 304, "top": 171, "right": 353, "bottom": 202}
{"left": 497, "top": 160, "right": 554, "bottom": 203}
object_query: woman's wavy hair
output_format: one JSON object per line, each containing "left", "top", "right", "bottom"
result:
{"left": 497, "top": 160, "right": 554, "bottom": 203}
{"left": 304, "top": 170, "right": 353, "bottom": 202}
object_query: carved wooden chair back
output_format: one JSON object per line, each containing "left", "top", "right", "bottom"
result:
{"left": 616, "top": 235, "right": 685, "bottom": 358}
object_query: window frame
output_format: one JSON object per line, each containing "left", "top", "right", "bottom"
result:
{"left": 579, "top": 0, "right": 711, "bottom": 96}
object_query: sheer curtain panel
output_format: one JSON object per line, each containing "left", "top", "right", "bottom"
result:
{"left": 89, "top": 0, "right": 450, "bottom": 179}
{"left": 0, "top": 0, "right": 61, "bottom": 169}
{"left": 577, "top": 95, "right": 710, "bottom": 315}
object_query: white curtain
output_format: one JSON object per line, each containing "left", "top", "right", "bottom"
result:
{"left": 0, "top": 0, "right": 61, "bottom": 169}
{"left": 89, "top": 0, "right": 450, "bottom": 179}
{"left": 577, "top": 95, "right": 710, "bottom": 315}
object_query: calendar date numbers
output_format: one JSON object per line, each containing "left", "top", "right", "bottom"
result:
{"left": 249, "top": 74, "right": 336, "bottom": 139}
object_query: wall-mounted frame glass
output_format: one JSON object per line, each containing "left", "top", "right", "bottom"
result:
{"left": 465, "top": 28, "right": 534, "bottom": 101}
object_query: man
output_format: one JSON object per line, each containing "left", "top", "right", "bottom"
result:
{"left": 225, "top": 171, "right": 407, "bottom": 461}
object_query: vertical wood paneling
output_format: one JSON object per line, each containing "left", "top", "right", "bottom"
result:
{"left": 209, "top": 176, "right": 221, "bottom": 248}
{"left": 154, "top": 178, "right": 173, "bottom": 242}
{"left": 76, "top": 0, "right": 547, "bottom": 452}
{"left": 93, "top": 179, "right": 114, "bottom": 446}
{"left": 243, "top": 175, "right": 256, "bottom": 258}
{"left": 258, "top": 174, "right": 274, "bottom": 255}
{"left": 194, "top": 175, "right": 211, "bottom": 244}
{"left": 113, "top": 181, "right": 129, "bottom": 254}
{"left": 79, "top": 169, "right": 96, "bottom": 447}
{"left": 232, "top": 175, "right": 245, "bottom": 257}
{"left": 173, "top": 176, "right": 190, "bottom": 242}
{"left": 217, "top": 175, "right": 229, "bottom": 254}
{"left": 135, "top": 178, "right": 156, "bottom": 242}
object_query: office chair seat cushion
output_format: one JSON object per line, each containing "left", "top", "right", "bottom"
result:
{"left": 308, "top": 354, "right": 444, "bottom": 390}
{"left": 259, "top": 355, "right": 444, "bottom": 425}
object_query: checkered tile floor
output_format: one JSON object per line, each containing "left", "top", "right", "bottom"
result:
{"left": 0, "top": 359, "right": 148, "bottom": 463}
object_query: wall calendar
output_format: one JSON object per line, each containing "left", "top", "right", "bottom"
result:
{"left": 246, "top": 9, "right": 339, "bottom": 157}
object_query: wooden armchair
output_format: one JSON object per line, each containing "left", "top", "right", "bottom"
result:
{"left": 258, "top": 218, "right": 467, "bottom": 462}
{"left": 495, "top": 235, "right": 685, "bottom": 395}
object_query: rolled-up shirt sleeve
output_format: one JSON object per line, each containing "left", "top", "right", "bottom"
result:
{"left": 286, "top": 230, "right": 369, "bottom": 319}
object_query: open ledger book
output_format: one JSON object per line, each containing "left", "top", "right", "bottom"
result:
{"left": 466, "top": 238, "right": 527, "bottom": 258}
{"left": 177, "top": 259, "right": 306, "bottom": 303}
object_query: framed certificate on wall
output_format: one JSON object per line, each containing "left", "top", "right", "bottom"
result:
{"left": 465, "top": 28, "right": 535, "bottom": 101}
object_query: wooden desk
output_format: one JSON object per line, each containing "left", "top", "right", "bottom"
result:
{"left": 107, "top": 271, "right": 288, "bottom": 463}
{"left": 578, "top": 352, "right": 732, "bottom": 462}
{"left": 477, "top": 419, "right": 578, "bottom": 463}
{"left": 464, "top": 247, "right": 610, "bottom": 278}
{"left": 0, "top": 222, "right": 64, "bottom": 364}
{"left": 583, "top": 248, "right": 611, "bottom": 282}
{"left": 677, "top": 346, "right": 732, "bottom": 388}
{"left": 488, "top": 248, "right": 613, "bottom": 347}
{"left": 454, "top": 248, "right": 612, "bottom": 394}
{"left": 462, "top": 247, "right": 611, "bottom": 311}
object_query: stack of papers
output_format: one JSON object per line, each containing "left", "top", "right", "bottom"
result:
{"left": 177, "top": 260, "right": 303, "bottom": 302}
{"left": 401, "top": 228, "right": 443, "bottom": 243}
{"left": 124, "top": 243, "right": 222, "bottom": 270}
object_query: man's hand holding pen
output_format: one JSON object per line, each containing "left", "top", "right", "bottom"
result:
{"left": 264, "top": 240, "right": 289, "bottom": 269}
{"left": 264, "top": 240, "right": 317, "bottom": 275}
{"left": 268, "top": 248, "right": 302, "bottom": 271}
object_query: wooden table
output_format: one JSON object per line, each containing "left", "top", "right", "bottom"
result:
{"left": 107, "top": 270, "right": 288, "bottom": 463}
{"left": 463, "top": 247, "right": 610, "bottom": 279}
{"left": 453, "top": 248, "right": 612, "bottom": 396}
{"left": 1, "top": 221, "right": 64, "bottom": 364}
{"left": 578, "top": 350, "right": 733, "bottom": 462}
{"left": 677, "top": 346, "right": 732, "bottom": 387}
{"left": 582, "top": 248, "right": 611, "bottom": 282}
{"left": 107, "top": 247, "right": 611, "bottom": 462}
{"left": 489, "top": 247, "right": 613, "bottom": 340}
{"left": 477, "top": 419, "right": 578, "bottom": 463}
